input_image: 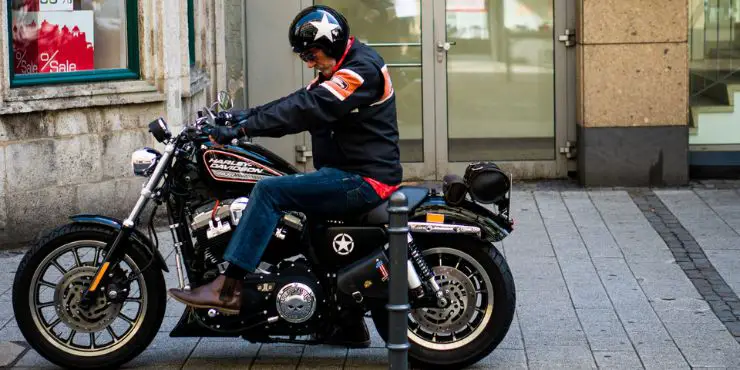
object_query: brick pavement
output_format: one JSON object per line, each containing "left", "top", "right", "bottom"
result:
{"left": 1, "top": 188, "right": 740, "bottom": 369}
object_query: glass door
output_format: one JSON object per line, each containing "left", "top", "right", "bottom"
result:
{"left": 434, "top": 0, "right": 574, "bottom": 179}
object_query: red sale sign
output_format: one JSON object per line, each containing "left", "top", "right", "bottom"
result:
{"left": 12, "top": 10, "right": 94, "bottom": 75}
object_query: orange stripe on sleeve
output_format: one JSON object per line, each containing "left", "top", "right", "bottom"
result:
{"left": 319, "top": 68, "right": 364, "bottom": 101}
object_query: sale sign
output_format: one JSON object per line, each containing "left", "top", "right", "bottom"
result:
{"left": 39, "top": 0, "right": 73, "bottom": 12}
{"left": 12, "top": 10, "right": 94, "bottom": 75}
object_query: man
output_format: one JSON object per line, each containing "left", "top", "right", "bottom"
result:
{"left": 168, "top": 5, "right": 402, "bottom": 347}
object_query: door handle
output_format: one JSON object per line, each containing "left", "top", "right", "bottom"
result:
{"left": 436, "top": 41, "right": 456, "bottom": 52}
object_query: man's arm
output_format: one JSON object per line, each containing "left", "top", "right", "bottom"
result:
{"left": 244, "top": 65, "right": 381, "bottom": 138}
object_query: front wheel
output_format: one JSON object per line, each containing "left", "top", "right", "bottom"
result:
{"left": 12, "top": 224, "right": 166, "bottom": 369}
{"left": 371, "top": 236, "right": 516, "bottom": 369}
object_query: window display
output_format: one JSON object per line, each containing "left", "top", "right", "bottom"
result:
{"left": 9, "top": 0, "right": 137, "bottom": 86}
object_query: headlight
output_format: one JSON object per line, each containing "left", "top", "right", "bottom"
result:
{"left": 148, "top": 117, "right": 172, "bottom": 143}
{"left": 131, "top": 148, "right": 162, "bottom": 177}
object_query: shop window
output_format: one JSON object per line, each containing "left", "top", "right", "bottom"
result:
{"left": 187, "top": 0, "right": 195, "bottom": 66}
{"left": 8, "top": 0, "right": 139, "bottom": 87}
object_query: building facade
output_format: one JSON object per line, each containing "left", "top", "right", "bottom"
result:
{"left": 3, "top": 0, "right": 735, "bottom": 245}
{"left": 242, "top": 0, "right": 693, "bottom": 187}
{"left": 0, "top": 0, "right": 247, "bottom": 245}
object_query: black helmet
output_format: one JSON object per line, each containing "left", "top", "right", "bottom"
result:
{"left": 289, "top": 5, "right": 350, "bottom": 60}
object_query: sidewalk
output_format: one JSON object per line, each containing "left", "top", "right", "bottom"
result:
{"left": 1, "top": 186, "right": 740, "bottom": 369}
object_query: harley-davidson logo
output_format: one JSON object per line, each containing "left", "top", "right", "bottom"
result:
{"left": 203, "top": 150, "right": 281, "bottom": 184}
{"left": 208, "top": 158, "right": 266, "bottom": 174}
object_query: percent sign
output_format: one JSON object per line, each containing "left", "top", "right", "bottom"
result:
{"left": 40, "top": 50, "right": 59, "bottom": 71}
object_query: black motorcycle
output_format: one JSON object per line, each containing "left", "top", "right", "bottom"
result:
{"left": 12, "top": 92, "right": 516, "bottom": 369}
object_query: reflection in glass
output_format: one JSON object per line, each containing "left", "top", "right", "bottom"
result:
{"left": 10, "top": 0, "right": 129, "bottom": 75}
{"left": 316, "top": 0, "right": 424, "bottom": 162}
{"left": 446, "top": 0, "right": 555, "bottom": 162}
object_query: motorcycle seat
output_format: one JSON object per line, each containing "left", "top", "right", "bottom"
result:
{"left": 356, "top": 186, "right": 430, "bottom": 225}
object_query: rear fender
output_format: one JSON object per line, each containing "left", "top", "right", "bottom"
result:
{"left": 410, "top": 197, "right": 513, "bottom": 243}
{"left": 70, "top": 214, "right": 169, "bottom": 272}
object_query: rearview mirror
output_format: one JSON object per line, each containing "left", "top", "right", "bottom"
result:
{"left": 217, "top": 91, "right": 234, "bottom": 111}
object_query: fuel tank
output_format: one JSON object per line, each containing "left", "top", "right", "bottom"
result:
{"left": 196, "top": 141, "right": 300, "bottom": 198}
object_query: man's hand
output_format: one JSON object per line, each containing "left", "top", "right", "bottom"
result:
{"left": 207, "top": 125, "right": 242, "bottom": 145}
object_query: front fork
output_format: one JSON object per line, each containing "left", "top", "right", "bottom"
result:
{"left": 79, "top": 142, "right": 177, "bottom": 308}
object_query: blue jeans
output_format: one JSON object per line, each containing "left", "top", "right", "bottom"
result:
{"left": 222, "top": 167, "right": 382, "bottom": 272}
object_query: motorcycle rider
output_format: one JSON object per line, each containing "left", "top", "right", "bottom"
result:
{"left": 168, "top": 5, "right": 402, "bottom": 347}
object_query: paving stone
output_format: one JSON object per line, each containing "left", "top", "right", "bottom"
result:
{"left": 345, "top": 348, "right": 387, "bottom": 369}
{"left": 13, "top": 348, "right": 59, "bottom": 369}
{"left": 0, "top": 341, "right": 25, "bottom": 367}
{"left": 526, "top": 345, "right": 596, "bottom": 369}
{"left": 251, "top": 343, "right": 305, "bottom": 369}
{"left": 464, "top": 348, "right": 527, "bottom": 369}
{"left": 663, "top": 322, "right": 740, "bottom": 368}
{"left": 651, "top": 298, "right": 719, "bottom": 324}
{"left": 579, "top": 319, "right": 634, "bottom": 352}
{"left": 297, "top": 345, "right": 347, "bottom": 370}
{"left": 182, "top": 338, "right": 260, "bottom": 369}
{"left": 124, "top": 333, "right": 200, "bottom": 369}
{"left": 592, "top": 350, "right": 643, "bottom": 369}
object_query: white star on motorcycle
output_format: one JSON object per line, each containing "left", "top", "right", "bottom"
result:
{"left": 310, "top": 14, "right": 340, "bottom": 42}
{"left": 333, "top": 233, "right": 354, "bottom": 255}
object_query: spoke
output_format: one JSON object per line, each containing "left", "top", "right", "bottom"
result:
{"left": 455, "top": 257, "right": 462, "bottom": 269}
{"left": 124, "top": 297, "right": 142, "bottom": 304}
{"left": 474, "top": 289, "right": 487, "bottom": 294}
{"left": 118, "top": 313, "right": 135, "bottom": 325}
{"left": 39, "top": 280, "right": 57, "bottom": 289}
{"left": 46, "top": 317, "right": 61, "bottom": 330}
{"left": 67, "top": 330, "right": 76, "bottom": 345}
{"left": 474, "top": 307, "right": 484, "bottom": 314}
{"left": 95, "top": 248, "right": 103, "bottom": 266}
{"left": 37, "top": 301, "right": 56, "bottom": 309}
{"left": 438, "top": 254, "right": 443, "bottom": 267}
{"left": 72, "top": 248, "right": 82, "bottom": 267}
{"left": 107, "top": 326, "right": 120, "bottom": 343}
{"left": 51, "top": 260, "right": 67, "bottom": 275}
{"left": 89, "top": 333, "right": 96, "bottom": 349}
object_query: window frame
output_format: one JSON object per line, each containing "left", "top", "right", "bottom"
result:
{"left": 188, "top": 0, "right": 195, "bottom": 66}
{"left": 6, "top": 0, "right": 140, "bottom": 88}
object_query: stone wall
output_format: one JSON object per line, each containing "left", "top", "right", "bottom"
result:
{"left": 0, "top": 0, "right": 228, "bottom": 247}
{"left": 576, "top": 0, "right": 690, "bottom": 186}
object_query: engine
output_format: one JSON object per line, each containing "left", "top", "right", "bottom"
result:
{"left": 192, "top": 258, "right": 328, "bottom": 337}
{"left": 188, "top": 197, "right": 306, "bottom": 279}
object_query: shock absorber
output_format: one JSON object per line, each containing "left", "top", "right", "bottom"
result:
{"left": 408, "top": 233, "right": 448, "bottom": 307}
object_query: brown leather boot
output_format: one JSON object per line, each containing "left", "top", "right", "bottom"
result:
{"left": 168, "top": 275, "right": 242, "bottom": 315}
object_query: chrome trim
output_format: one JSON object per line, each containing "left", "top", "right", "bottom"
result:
{"left": 174, "top": 242, "right": 187, "bottom": 290}
{"left": 365, "top": 42, "right": 422, "bottom": 47}
{"left": 387, "top": 63, "right": 422, "bottom": 68}
{"left": 123, "top": 142, "right": 175, "bottom": 228}
{"left": 408, "top": 222, "right": 481, "bottom": 236}
{"left": 131, "top": 148, "right": 161, "bottom": 177}
{"left": 407, "top": 260, "right": 422, "bottom": 289}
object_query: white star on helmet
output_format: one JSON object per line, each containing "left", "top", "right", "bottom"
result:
{"left": 310, "top": 13, "right": 340, "bottom": 42}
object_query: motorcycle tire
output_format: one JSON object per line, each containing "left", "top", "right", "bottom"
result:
{"left": 12, "top": 224, "right": 166, "bottom": 370}
{"left": 371, "top": 235, "right": 516, "bottom": 369}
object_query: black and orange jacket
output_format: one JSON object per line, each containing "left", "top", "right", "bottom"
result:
{"left": 243, "top": 38, "right": 403, "bottom": 189}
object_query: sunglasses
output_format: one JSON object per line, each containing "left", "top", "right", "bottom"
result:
{"left": 299, "top": 50, "right": 318, "bottom": 62}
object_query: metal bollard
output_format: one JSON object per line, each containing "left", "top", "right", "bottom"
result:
{"left": 387, "top": 191, "right": 410, "bottom": 369}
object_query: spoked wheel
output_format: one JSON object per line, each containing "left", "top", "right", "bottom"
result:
{"left": 371, "top": 236, "right": 516, "bottom": 369}
{"left": 13, "top": 225, "right": 166, "bottom": 369}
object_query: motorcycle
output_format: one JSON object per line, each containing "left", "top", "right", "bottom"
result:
{"left": 12, "top": 91, "right": 516, "bottom": 369}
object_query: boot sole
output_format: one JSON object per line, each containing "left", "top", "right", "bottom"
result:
{"left": 167, "top": 291, "right": 240, "bottom": 315}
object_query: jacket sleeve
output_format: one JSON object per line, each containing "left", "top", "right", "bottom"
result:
{"left": 243, "top": 64, "right": 381, "bottom": 138}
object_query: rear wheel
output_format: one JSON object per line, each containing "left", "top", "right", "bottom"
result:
{"left": 12, "top": 224, "right": 166, "bottom": 369}
{"left": 371, "top": 235, "right": 515, "bottom": 369}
